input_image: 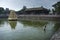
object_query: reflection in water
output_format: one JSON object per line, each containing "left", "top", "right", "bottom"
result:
{"left": 0, "top": 20, "right": 4, "bottom": 25}
{"left": 44, "top": 25, "right": 46, "bottom": 32}
{"left": 8, "top": 21, "right": 17, "bottom": 29}
{"left": 0, "top": 20, "right": 60, "bottom": 40}
{"left": 20, "top": 20, "right": 48, "bottom": 27}
{"left": 54, "top": 22, "right": 60, "bottom": 31}
{"left": 0, "top": 20, "right": 5, "bottom": 27}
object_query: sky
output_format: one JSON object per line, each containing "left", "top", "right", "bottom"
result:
{"left": 0, "top": 0, "right": 60, "bottom": 11}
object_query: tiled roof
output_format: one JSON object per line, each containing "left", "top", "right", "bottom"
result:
{"left": 25, "top": 7, "right": 48, "bottom": 11}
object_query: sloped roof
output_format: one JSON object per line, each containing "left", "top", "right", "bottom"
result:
{"left": 25, "top": 7, "right": 48, "bottom": 11}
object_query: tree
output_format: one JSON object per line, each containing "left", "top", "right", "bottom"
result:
{"left": 21, "top": 6, "right": 27, "bottom": 11}
{"left": 52, "top": 9, "right": 55, "bottom": 14}
{"left": 17, "top": 6, "right": 27, "bottom": 15}
{"left": 52, "top": 1, "right": 60, "bottom": 14}
{"left": 0, "top": 7, "right": 4, "bottom": 14}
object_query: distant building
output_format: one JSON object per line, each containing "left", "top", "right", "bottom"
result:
{"left": 19, "top": 6, "right": 50, "bottom": 15}
{"left": 5, "top": 8, "right": 10, "bottom": 14}
{"left": 6, "top": 8, "right": 9, "bottom": 11}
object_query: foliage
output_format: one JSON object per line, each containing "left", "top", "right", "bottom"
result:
{"left": 52, "top": 1, "right": 60, "bottom": 14}
{"left": 0, "top": 7, "right": 4, "bottom": 14}
{"left": 21, "top": 6, "right": 27, "bottom": 11}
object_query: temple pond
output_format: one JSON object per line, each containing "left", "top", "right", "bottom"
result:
{"left": 0, "top": 19, "right": 60, "bottom": 40}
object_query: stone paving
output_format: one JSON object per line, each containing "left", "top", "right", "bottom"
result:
{"left": 50, "top": 29, "right": 60, "bottom": 40}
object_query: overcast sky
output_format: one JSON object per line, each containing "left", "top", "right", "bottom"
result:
{"left": 0, "top": 0, "right": 60, "bottom": 11}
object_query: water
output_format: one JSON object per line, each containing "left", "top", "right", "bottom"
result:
{"left": 0, "top": 19, "right": 60, "bottom": 40}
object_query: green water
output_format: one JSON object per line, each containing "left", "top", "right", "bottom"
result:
{"left": 0, "top": 19, "right": 60, "bottom": 40}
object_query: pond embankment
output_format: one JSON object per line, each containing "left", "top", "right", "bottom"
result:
{"left": 0, "top": 15, "right": 60, "bottom": 21}
{"left": 50, "top": 28, "right": 60, "bottom": 40}
{"left": 18, "top": 15, "right": 60, "bottom": 21}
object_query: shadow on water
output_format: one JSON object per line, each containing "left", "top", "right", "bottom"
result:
{"left": 0, "top": 20, "right": 4, "bottom": 25}
{"left": 54, "top": 22, "right": 60, "bottom": 31}
{"left": 44, "top": 25, "right": 47, "bottom": 32}
{"left": 19, "top": 20, "right": 48, "bottom": 27}
{"left": 0, "top": 19, "right": 5, "bottom": 26}
{"left": 8, "top": 21, "right": 17, "bottom": 29}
